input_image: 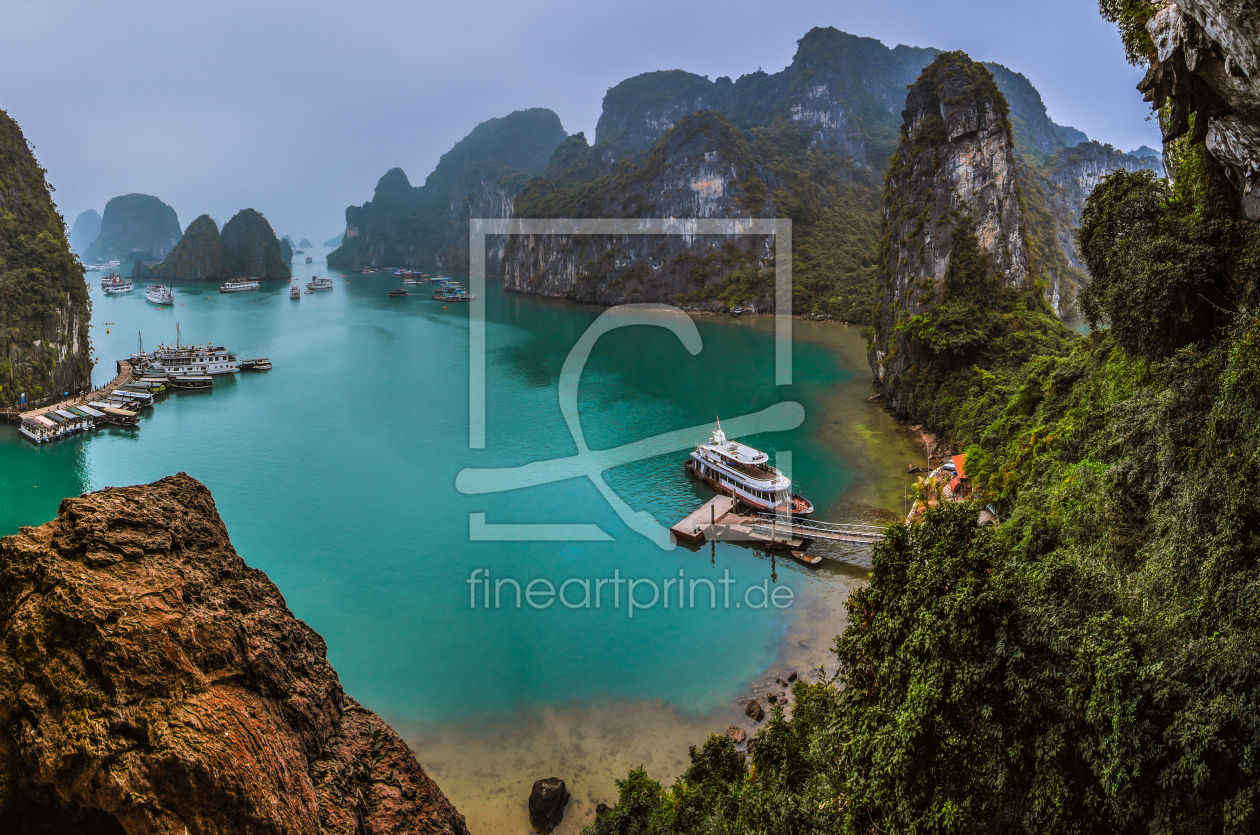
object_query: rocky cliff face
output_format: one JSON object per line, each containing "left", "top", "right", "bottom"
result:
{"left": 1041, "top": 141, "right": 1163, "bottom": 310}
{"left": 328, "top": 108, "right": 567, "bottom": 272}
{"left": 84, "top": 194, "right": 181, "bottom": 263}
{"left": 500, "top": 27, "right": 1131, "bottom": 319}
{"left": 0, "top": 108, "right": 92, "bottom": 408}
{"left": 220, "top": 209, "right": 290, "bottom": 279}
{"left": 504, "top": 112, "right": 776, "bottom": 306}
{"left": 0, "top": 473, "right": 468, "bottom": 835}
{"left": 594, "top": 29, "right": 937, "bottom": 169}
{"left": 1139, "top": 1, "right": 1260, "bottom": 217}
{"left": 984, "top": 63, "right": 1088, "bottom": 160}
{"left": 868, "top": 53, "right": 1030, "bottom": 414}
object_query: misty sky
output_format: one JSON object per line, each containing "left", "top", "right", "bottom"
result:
{"left": 2, "top": 0, "right": 1157, "bottom": 243}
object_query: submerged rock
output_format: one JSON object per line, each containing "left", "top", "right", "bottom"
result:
{"left": 0, "top": 473, "right": 468, "bottom": 835}
{"left": 745, "top": 699, "right": 765, "bottom": 721}
{"left": 528, "top": 777, "right": 570, "bottom": 830}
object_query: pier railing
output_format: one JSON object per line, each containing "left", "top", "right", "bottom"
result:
{"left": 748, "top": 512, "right": 888, "bottom": 543}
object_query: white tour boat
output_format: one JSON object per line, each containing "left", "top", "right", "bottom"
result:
{"left": 219, "top": 279, "right": 261, "bottom": 293}
{"left": 290, "top": 285, "right": 301, "bottom": 299}
{"left": 101, "top": 272, "right": 133, "bottom": 294}
{"left": 145, "top": 284, "right": 175, "bottom": 305}
{"left": 306, "top": 276, "right": 333, "bottom": 290}
{"left": 686, "top": 420, "right": 814, "bottom": 516}
{"left": 131, "top": 328, "right": 241, "bottom": 376}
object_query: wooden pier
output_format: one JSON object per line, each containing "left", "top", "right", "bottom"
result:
{"left": 9, "top": 360, "right": 134, "bottom": 422}
{"left": 671, "top": 496, "right": 886, "bottom": 568}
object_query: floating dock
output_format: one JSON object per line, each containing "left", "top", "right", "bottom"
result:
{"left": 671, "top": 495, "right": 886, "bottom": 569}
{"left": 8, "top": 360, "right": 135, "bottom": 423}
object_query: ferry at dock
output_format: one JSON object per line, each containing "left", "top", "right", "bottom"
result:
{"left": 131, "top": 340, "right": 241, "bottom": 376}
{"left": 686, "top": 420, "right": 814, "bottom": 516}
{"left": 145, "top": 284, "right": 175, "bottom": 305}
{"left": 101, "top": 272, "right": 133, "bottom": 294}
{"left": 219, "top": 279, "right": 260, "bottom": 293}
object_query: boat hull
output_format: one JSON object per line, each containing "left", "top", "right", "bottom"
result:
{"left": 684, "top": 458, "right": 813, "bottom": 517}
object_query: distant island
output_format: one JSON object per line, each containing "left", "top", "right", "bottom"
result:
{"left": 137, "top": 209, "right": 290, "bottom": 281}
{"left": 83, "top": 193, "right": 182, "bottom": 263}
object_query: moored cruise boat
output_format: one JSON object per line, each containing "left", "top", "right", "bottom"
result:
{"left": 131, "top": 343, "right": 240, "bottom": 375}
{"left": 306, "top": 276, "right": 333, "bottom": 290}
{"left": 686, "top": 420, "right": 814, "bottom": 516}
{"left": 219, "top": 279, "right": 260, "bottom": 293}
{"left": 145, "top": 284, "right": 175, "bottom": 305}
{"left": 100, "top": 272, "right": 133, "bottom": 294}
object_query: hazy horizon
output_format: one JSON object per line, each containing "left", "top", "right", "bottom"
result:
{"left": 3, "top": 0, "right": 1156, "bottom": 243}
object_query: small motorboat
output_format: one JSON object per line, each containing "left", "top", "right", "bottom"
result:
{"left": 790, "top": 550, "right": 823, "bottom": 567}
{"left": 168, "top": 375, "right": 213, "bottom": 390}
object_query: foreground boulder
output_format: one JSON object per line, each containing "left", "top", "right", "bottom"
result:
{"left": 528, "top": 777, "right": 570, "bottom": 830}
{"left": 0, "top": 473, "right": 467, "bottom": 835}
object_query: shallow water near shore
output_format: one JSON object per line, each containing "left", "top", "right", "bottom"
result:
{"left": 0, "top": 253, "right": 922, "bottom": 832}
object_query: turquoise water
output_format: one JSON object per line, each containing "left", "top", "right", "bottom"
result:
{"left": 1, "top": 253, "right": 862, "bottom": 729}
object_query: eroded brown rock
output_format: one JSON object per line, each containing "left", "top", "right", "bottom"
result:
{"left": 0, "top": 473, "right": 468, "bottom": 835}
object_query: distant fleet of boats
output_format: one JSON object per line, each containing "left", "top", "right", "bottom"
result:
{"left": 19, "top": 331, "right": 272, "bottom": 444}
{"left": 96, "top": 264, "right": 483, "bottom": 308}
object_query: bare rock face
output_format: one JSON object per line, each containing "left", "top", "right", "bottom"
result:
{"left": 868, "top": 52, "right": 1028, "bottom": 414}
{"left": 501, "top": 111, "right": 776, "bottom": 307}
{"left": 1041, "top": 141, "right": 1163, "bottom": 314}
{"left": 0, "top": 473, "right": 468, "bottom": 835}
{"left": 1140, "top": 1, "right": 1260, "bottom": 216}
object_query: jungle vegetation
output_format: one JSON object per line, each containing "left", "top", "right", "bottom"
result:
{"left": 584, "top": 13, "right": 1260, "bottom": 835}
{"left": 0, "top": 109, "right": 90, "bottom": 406}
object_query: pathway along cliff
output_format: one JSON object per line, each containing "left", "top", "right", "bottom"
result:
{"left": 0, "top": 473, "right": 468, "bottom": 835}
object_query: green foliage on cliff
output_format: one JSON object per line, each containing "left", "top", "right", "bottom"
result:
{"left": 0, "top": 108, "right": 91, "bottom": 405}
{"left": 84, "top": 193, "right": 181, "bottom": 263}
{"left": 587, "top": 66, "right": 1260, "bottom": 834}
{"left": 152, "top": 214, "right": 226, "bottom": 281}
{"left": 1099, "top": 0, "right": 1160, "bottom": 64}
{"left": 220, "top": 209, "right": 289, "bottom": 279}
{"left": 514, "top": 112, "right": 884, "bottom": 320}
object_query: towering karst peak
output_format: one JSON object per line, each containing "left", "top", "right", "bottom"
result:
{"left": 0, "top": 107, "right": 92, "bottom": 406}
{"left": 869, "top": 51, "right": 1031, "bottom": 415}
{"left": 152, "top": 214, "right": 225, "bottom": 280}
{"left": 220, "top": 208, "right": 290, "bottom": 279}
